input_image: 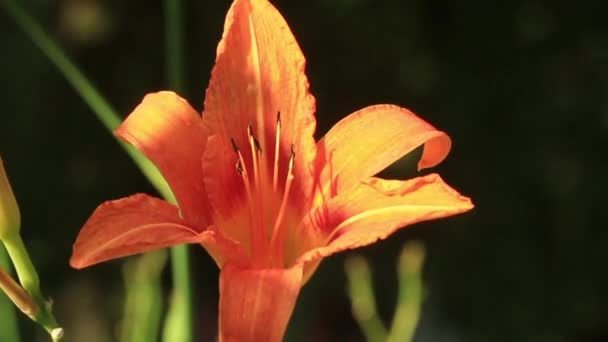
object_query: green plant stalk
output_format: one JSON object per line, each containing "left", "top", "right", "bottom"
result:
{"left": 163, "top": 1, "right": 194, "bottom": 342}
{"left": 345, "top": 256, "right": 387, "bottom": 342}
{"left": 166, "top": 0, "right": 185, "bottom": 93}
{"left": 164, "top": 246, "right": 193, "bottom": 342}
{"left": 0, "top": 265, "right": 36, "bottom": 322}
{"left": 0, "top": 0, "right": 175, "bottom": 204}
{"left": 0, "top": 245, "right": 20, "bottom": 342}
{"left": 1, "top": 1, "right": 168, "bottom": 340}
{"left": 2, "top": 233, "right": 63, "bottom": 341}
{"left": 2, "top": 0, "right": 193, "bottom": 340}
{"left": 388, "top": 241, "right": 425, "bottom": 342}
{"left": 120, "top": 251, "right": 167, "bottom": 342}
{"left": 388, "top": 271, "right": 422, "bottom": 342}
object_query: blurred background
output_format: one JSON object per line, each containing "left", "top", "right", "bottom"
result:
{"left": 1, "top": 0, "right": 607, "bottom": 341}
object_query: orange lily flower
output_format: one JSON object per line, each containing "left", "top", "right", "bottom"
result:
{"left": 70, "top": 0, "right": 473, "bottom": 340}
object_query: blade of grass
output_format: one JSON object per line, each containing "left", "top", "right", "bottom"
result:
{"left": 2, "top": 1, "right": 179, "bottom": 340}
{"left": 162, "top": 1, "right": 194, "bottom": 342}
{"left": 3, "top": 1, "right": 195, "bottom": 340}
{"left": 1, "top": 0, "right": 176, "bottom": 204}
{"left": 0, "top": 245, "right": 20, "bottom": 342}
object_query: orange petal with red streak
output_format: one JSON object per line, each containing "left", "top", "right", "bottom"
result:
{"left": 115, "top": 91, "right": 211, "bottom": 227}
{"left": 219, "top": 264, "right": 302, "bottom": 342}
{"left": 203, "top": 0, "right": 317, "bottom": 207}
{"left": 314, "top": 105, "right": 451, "bottom": 199}
{"left": 70, "top": 194, "right": 204, "bottom": 269}
{"left": 202, "top": 135, "right": 248, "bottom": 241}
{"left": 298, "top": 174, "right": 473, "bottom": 265}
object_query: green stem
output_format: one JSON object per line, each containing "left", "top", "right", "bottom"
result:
{"left": 0, "top": 245, "right": 20, "bottom": 342}
{"left": 165, "top": 0, "right": 185, "bottom": 93}
{"left": 163, "top": 1, "right": 193, "bottom": 342}
{"left": 388, "top": 241, "right": 425, "bottom": 342}
{"left": 0, "top": 0, "right": 175, "bottom": 203}
{"left": 345, "top": 256, "right": 388, "bottom": 342}
{"left": 163, "top": 246, "right": 193, "bottom": 342}
{"left": 2, "top": 234, "right": 63, "bottom": 341}
{"left": 3, "top": 0, "right": 193, "bottom": 340}
{"left": 2, "top": 235, "right": 38, "bottom": 300}
{"left": 120, "top": 251, "right": 167, "bottom": 342}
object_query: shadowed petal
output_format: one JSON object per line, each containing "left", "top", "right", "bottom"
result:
{"left": 314, "top": 105, "right": 451, "bottom": 200}
{"left": 203, "top": 0, "right": 317, "bottom": 207}
{"left": 70, "top": 194, "right": 203, "bottom": 269}
{"left": 298, "top": 174, "right": 473, "bottom": 266}
{"left": 115, "top": 91, "right": 211, "bottom": 227}
{"left": 219, "top": 264, "right": 302, "bottom": 342}
{"left": 202, "top": 135, "right": 248, "bottom": 242}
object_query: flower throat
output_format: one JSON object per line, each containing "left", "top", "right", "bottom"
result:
{"left": 229, "top": 112, "right": 295, "bottom": 267}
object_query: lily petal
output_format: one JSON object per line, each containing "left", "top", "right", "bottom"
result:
{"left": 203, "top": 0, "right": 317, "bottom": 203}
{"left": 115, "top": 91, "right": 211, "bottom": 227}
{"left": 202, "top": 135, "right": 248, "bottom": 241}
{"left": 199, "top": 228, "right": 250, "bottom": 269}
{"left": 70, "top": 194, "right": 203, "bottom": 269}
{"left": 314, "top": 105, "right": 451, "bottom": 199}
{"left": 298, "top": 174, "right": 473, "bottom": 265}
{"left": 219, "top": 264, "right": 302, "bottom": 342}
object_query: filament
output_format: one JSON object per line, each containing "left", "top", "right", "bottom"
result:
{"left": 273, "top": 112, "right": 281, "bottom": 191}
{"left": 269, "top": 145, "right": 295, "bottom": 265}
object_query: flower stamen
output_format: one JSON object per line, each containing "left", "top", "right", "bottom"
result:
{"left": 231, "top": 138, "right": 262, "bottom": 259}
{"left": 247, "top": 125, "right": 269, "bottom": 257}
{"left": 247, "top": 124, "right": 262, "bottom": 191}
{"left": 273, "top": 112, "right": 281, "bottom": 191}
{"left": 269, "top": 144, "right": 295, "bottom": 266}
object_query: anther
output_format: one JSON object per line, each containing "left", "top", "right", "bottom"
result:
{"left": 236, "top": 159, "right": 244, "bottom": 175}
{"left": 247, "top": 124, "right": 262, "bottom": 152}
{"left": 254, "top": 139, "right": 262, "bottom": 153}
{"left": 230, "top": 138, "right": 248, "bottom": 179}
{"left": 229, "top": 137, "right": 260, "bottom": 259}
{"left": 230, "top": 138, "right": 239, "bottom": 154}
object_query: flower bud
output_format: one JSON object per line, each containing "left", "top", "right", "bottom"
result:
{"left": 0, "top": 157, "right": 21, "bottom": 240}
